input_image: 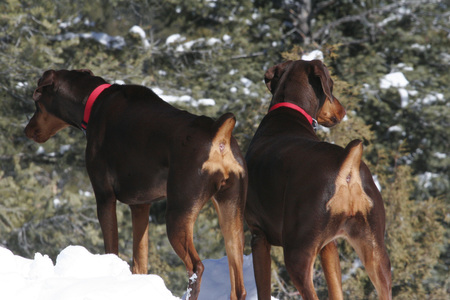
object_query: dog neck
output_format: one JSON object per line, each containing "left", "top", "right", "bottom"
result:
{"left": 81, "top": 83, "right": 111, "bottom": 131}
{"left": 269, "top": 102, "right": 318, "bottom": 129}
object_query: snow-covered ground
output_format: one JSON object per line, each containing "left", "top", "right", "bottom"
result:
{"left": 0, "top": 245, "right": 275, "bottom": 300}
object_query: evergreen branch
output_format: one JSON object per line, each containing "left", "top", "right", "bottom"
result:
{"left": 312, "top": 0, "right": 433, "bottom": 42}
{"left": 230, "top": 51, "right": 265, "bottom": 60}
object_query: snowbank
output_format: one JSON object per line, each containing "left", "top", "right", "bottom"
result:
{"left": 0, "top": 246, "right": 274, "bottom": 300}
{"left": 0, "top": 245, "right": 178, "bottom": 300}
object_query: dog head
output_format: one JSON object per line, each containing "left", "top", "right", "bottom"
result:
{"left": 25, "top": 69, "right": 98, "bottom": 143}
{"left": 264, "top": 60, "right": 346, "bottom": 127}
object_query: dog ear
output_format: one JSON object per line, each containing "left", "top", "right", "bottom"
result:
{"left": 77, "top": 69, "right": 94, "bottom": 76}
{"left": 311, "top": 60, "right": 334, "bottom": 103}
{"left": 264, "top": 60, "right": 293, "bottom": 93}
{"left": 33, "top": 70, "right": 56, "bottom": 101}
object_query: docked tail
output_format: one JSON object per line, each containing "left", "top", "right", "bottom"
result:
{"left": 201, "top": 113, "right": 244, "bottom": 179}
{"left": 326, "top": 140, "right": 373, "bottom": 217}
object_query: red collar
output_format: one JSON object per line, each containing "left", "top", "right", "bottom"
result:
{"left": 269, "top": 102, "right": 314, "bottom": 125}
{"left": 81, "top": 84, "right": 111, "bottom": 130}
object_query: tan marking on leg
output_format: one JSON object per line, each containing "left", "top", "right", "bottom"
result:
{"left": 326, "top": 141, "right": 373, "bottom": 216}
{"left": 201, "top": 117, "right": 244, "bottom": 177}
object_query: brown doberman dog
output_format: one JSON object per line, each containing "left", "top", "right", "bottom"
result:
{"left": 245, "top": 60, "right": 392, "bottom": 299}
{"left": 24, "top": 69, "right": 247, "bottom": 300}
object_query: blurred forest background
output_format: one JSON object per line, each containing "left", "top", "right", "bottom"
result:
{"left": 0, "top": 0, "right": 448, "bottom": 299}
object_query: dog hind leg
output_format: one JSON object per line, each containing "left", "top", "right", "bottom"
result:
{"left": 346, "top": 228, "right": 392, "bottom": 300}
{"left": 213, "top": 182, "right": 246, "bottom": 300}
{"left": 319, "top": 241, "right": 343, "bottom": 300}
{"left": 165, "top": 188, "right": 208, "bottom": 300}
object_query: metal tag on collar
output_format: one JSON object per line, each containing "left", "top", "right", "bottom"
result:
{"left": 312, "top": 118, "right": 318, "bottom": 131}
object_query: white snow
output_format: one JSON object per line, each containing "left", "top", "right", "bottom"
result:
{"left": 0, "top": 245, "right": 178, "bottom": 300}
{"left": 0, "top": 245, "right": 273, "bottom": 300}
{"left": 396, "top": 63, "right": 413, "bottom": 72}
{"left": 36, "top": 146, "right": 45, "bottom": 155}
{"left": 151, "top": 87, "right": 216, "bottom": 108}
{"left": 398, "top": 88, "right": 409, "bottom": 108}
{"left": 388, "top": 125, "right": 403, "bottom": 133}
{"left": 222, "top": 34, "right": 232, "bottom": 43}
{"left": 52, "top": 32, "right": 126, "bottom": 49}
{"left": 411, "top": 43, "right": 430, "bottom": 52}
{"left": 166, "top": 34, "right": 186, "bottom": 45}
{"left": 129, "top": 25, "right": 150, "bottom": 49}
{"left": 113, "top": 79, "right": 126, "bottom": 85}
{"left": 379, "top": 72, "right": 409, "bottom": 89}
{"left": 206, "top": 0, "right": 217, "bottom": 8}
{"left": 16, "top": 82, "right": 28, "bottom": 89}
{"left": 433, "top": 152, "right": 447, "bottom": 159}
{"left": 79, "top": 190, "right": 93, "bottom": 198}
{"left": 84, "top": 32, "right": 126, "bottom": 49}
{"left": 59, "top": 144, "right": 71, "bottom": 154}
{"left": 380, "top": 72, "right": 410, "bottom": 106}
{"left": 197, "top": 99, "right": 216, "bottom": 106}
{"left": 301, "top": 50, "right": 324, "bottom": 61}
{"left": 418, "top": 172, "right": 439, "bottom": 189}
{"left": 129, "top": 25, "right": 146, "bottom": 40}
{"left": 169, "top": 36, "right": 223, "bottom": 52}
{"left": 240, "top": 77, "right": 252, "bottom": 87}
{"left": 189, "top": 273, "right": 197, "bottom": 284}
{"left": 421, "top": 92, "right": 444, "bottom": 105}
{"left": 206, "top": 38, "right": 221, "bottom": 46}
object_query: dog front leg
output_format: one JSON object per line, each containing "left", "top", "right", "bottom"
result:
{"left": 96, "top": 198, "right": 119, "bottom": 255}
{"left": 130, "top": 203, "right": 151, "bottom": 274}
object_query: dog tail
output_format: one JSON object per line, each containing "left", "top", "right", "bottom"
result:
{"left": 326, "top": 140, "right": 373, "bottom": 217}
{"left": 201, "top": 113, "right": 244, "bottom": 179}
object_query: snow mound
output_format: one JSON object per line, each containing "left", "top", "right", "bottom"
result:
{"left": 0, "top": 246, "right": 277, "bottom": 300}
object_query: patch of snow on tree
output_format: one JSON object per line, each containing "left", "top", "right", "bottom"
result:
{"left": 301, "top": 50, "right": 324, "bottom": 61}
